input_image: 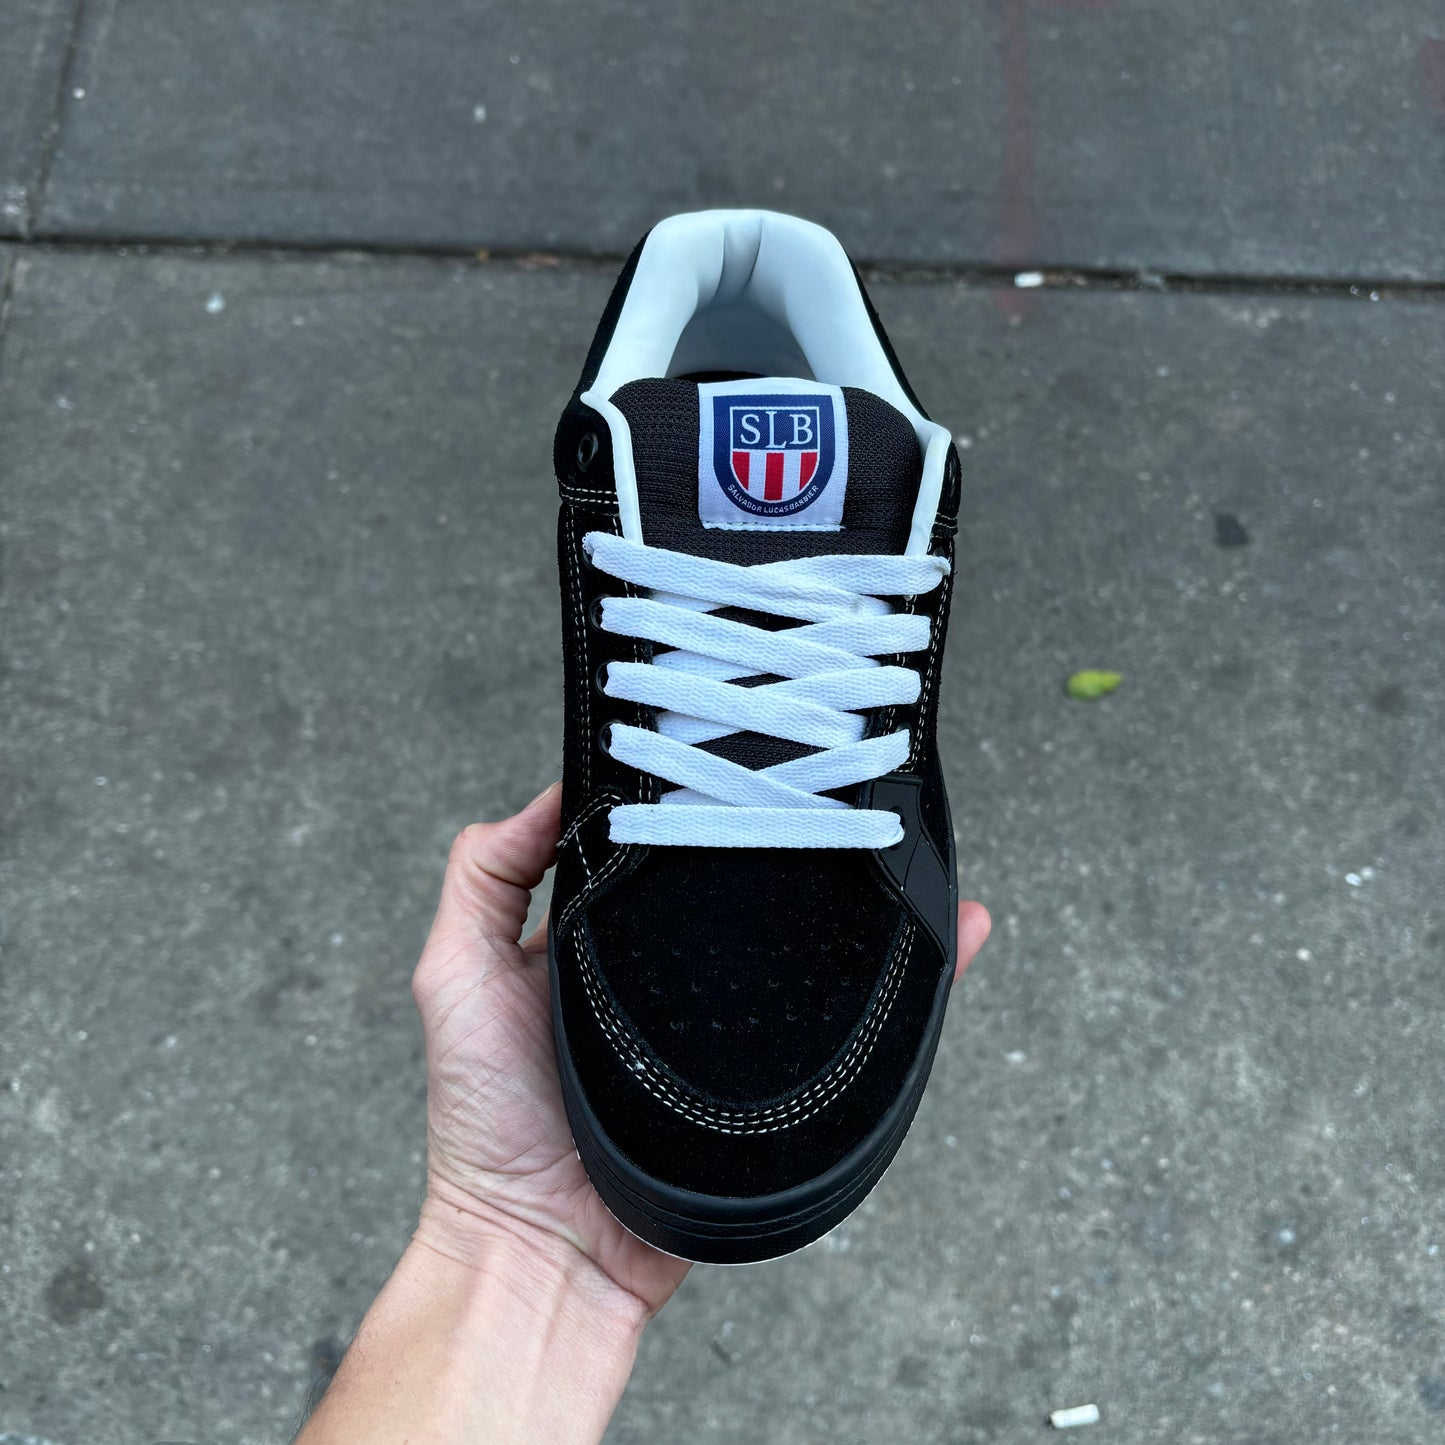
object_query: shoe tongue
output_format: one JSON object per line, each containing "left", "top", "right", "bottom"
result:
{"left": 609, "top": 376, "right": 921, "bottom": 564}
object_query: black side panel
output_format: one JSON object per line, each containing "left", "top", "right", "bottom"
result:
{"left": 577, "top": 233, "right": 650, "bottom": 394}
{"left": 552, "top": 229, "right": 649, "bottom": 485}
{"left": 862, "top": 772, "right": 958, "bottom": 966}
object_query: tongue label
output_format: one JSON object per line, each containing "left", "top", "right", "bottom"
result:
{"left": 697, "top": 379, "right": 849, "bottom": 530}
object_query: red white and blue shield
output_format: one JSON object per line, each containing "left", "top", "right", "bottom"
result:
{"left": 712, "top": 393, "right": 838, "bottom": 518}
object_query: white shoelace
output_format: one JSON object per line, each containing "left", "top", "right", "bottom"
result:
{"left": 584, "top": 531, "right": 949, "bottom": 848}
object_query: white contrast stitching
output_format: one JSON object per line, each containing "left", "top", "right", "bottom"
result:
{"left": 911, "top": 558, "right": 949, "bottom": 768}
{"left": 563, "top": 518, "right": 591, "bottom": 796}
{"left": 558, "top": 790, "right": 622, "bottom": 910}
{"left": 556, "top": 792, "right": 635, "bottom": 935}
{"left": 561, "top": 789, "right": 623, "bottom": 847}
{"left": 571, "top": 923, "right": 915, "bottom": 1135}
{"left": 558, "top": 834, "right": 636, "bottom": 936}
{"left": 558, "top": 505, "right": 645, "bottom": 936}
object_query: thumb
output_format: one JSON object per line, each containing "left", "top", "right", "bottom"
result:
{"left": 954, "top": 900, "right": 991, "bottom": 983}
{"left": 425, "top": 782, "right": 563, "bottom": 956}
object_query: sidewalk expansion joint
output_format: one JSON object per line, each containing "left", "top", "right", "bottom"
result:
{"left": 5, "top": 230, "right": 1445, "bottom": 304}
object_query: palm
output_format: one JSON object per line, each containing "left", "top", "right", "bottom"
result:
{"left": 413, "top": 788, "right": 691, "bottom": 1315}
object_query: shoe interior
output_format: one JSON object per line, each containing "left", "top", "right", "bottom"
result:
{"left": 578, "top": 209, "right": 953, "bottom": 554}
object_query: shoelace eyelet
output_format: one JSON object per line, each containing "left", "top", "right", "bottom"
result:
{"left": 576, "top": 432, "right": 600, "bottom": 471}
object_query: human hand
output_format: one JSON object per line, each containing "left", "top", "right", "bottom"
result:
{"left": 301, "top": 786, "right": 989, "bottom": 1444}
{"left": 411, "top": 781, "right": 690, "bottom": 1323}
{"left": 410, "top": 782, "right": 992, "bottom": 1321}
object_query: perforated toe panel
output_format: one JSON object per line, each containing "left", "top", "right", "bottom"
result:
{"left": 588, "top": 848, "right": 901, "bottom": 1102}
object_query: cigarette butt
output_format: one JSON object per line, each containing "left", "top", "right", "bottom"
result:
{"left": 1050, "top": 1403, "right": 1100, "bottom": 1428}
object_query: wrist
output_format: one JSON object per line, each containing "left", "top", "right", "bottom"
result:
{"left": 300, "top": 1191, "right": 645, "bottom": 1445}
{"left": 415, "top": 1181, "right": 651, "bottom": 1342}
{"left": 406, "top": 1194, "right": 646, "bottom": 1443}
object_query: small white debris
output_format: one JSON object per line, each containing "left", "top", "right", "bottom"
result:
{"left": 1014, "top": 270, "right": 1045, "bottom": 289}
{"left": 73, "top": 86, "right": 87, "bottom": 99}
{"left": 205, "top": 292, "right": 225, "bottom": 314}
{"left": 472, "top": 103, "right": 488, "bottom": 123}
{"left": 1156, "top": 365, "right": 1170, "bottom": 377}
{"left": 1050, "top": 1403, "right": 1100, "bottom": 1429}
{"left": 1278, "top": 1227, "right": 1296, "bottom": 1245}
{"left": 1345, "top": 873, "right": 1362, "bottom": 887}
{"left": 1296, "top": 948, "right": 1312, "bottom": 962}
{"left": 57, "top": 395, "right": 74, "bottom": 410}
{"left": 1004, "top": 1050, "right": 1027, "bottom": 1065}
{"left": 952, "top": 434, "right": 974, "bottom": 449}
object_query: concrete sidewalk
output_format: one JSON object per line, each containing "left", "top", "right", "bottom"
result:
{"left": 6, "top": 3, "right": 1445, "bottom": 275}
{"left": 2, "top": 7, "right": 1443, "bottom": 1444}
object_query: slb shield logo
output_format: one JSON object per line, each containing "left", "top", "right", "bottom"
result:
{"left": 697, "top": 380, "right": 849, "bottom": 530}
{"left": 714, "top": 394, "right": 838, "bottom": 516}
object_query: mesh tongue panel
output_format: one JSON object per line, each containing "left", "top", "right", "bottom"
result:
{"left": 608, "top": 377, "right": 923, "bottom": 775}
{"left": 611, "top": 378, "right": 921, "bottom": 564}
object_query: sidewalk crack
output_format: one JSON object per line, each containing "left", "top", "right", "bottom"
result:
{"left": 24, "top": 0, "right": 90, "bottom": 240}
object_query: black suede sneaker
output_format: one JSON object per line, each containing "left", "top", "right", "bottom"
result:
{"left": 549, "top": 210, "right": 961, "bottom": 1264}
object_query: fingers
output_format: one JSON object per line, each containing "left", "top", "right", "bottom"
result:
{"left": 426, "top": 782, "right": 563, "bottom": 956}
{"left": 954, "top": 900, "right": 991, "bottom": 984}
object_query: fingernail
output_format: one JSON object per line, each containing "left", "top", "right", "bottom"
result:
{"left": 526, "top": 780, "right": 561, "bottom": 809}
